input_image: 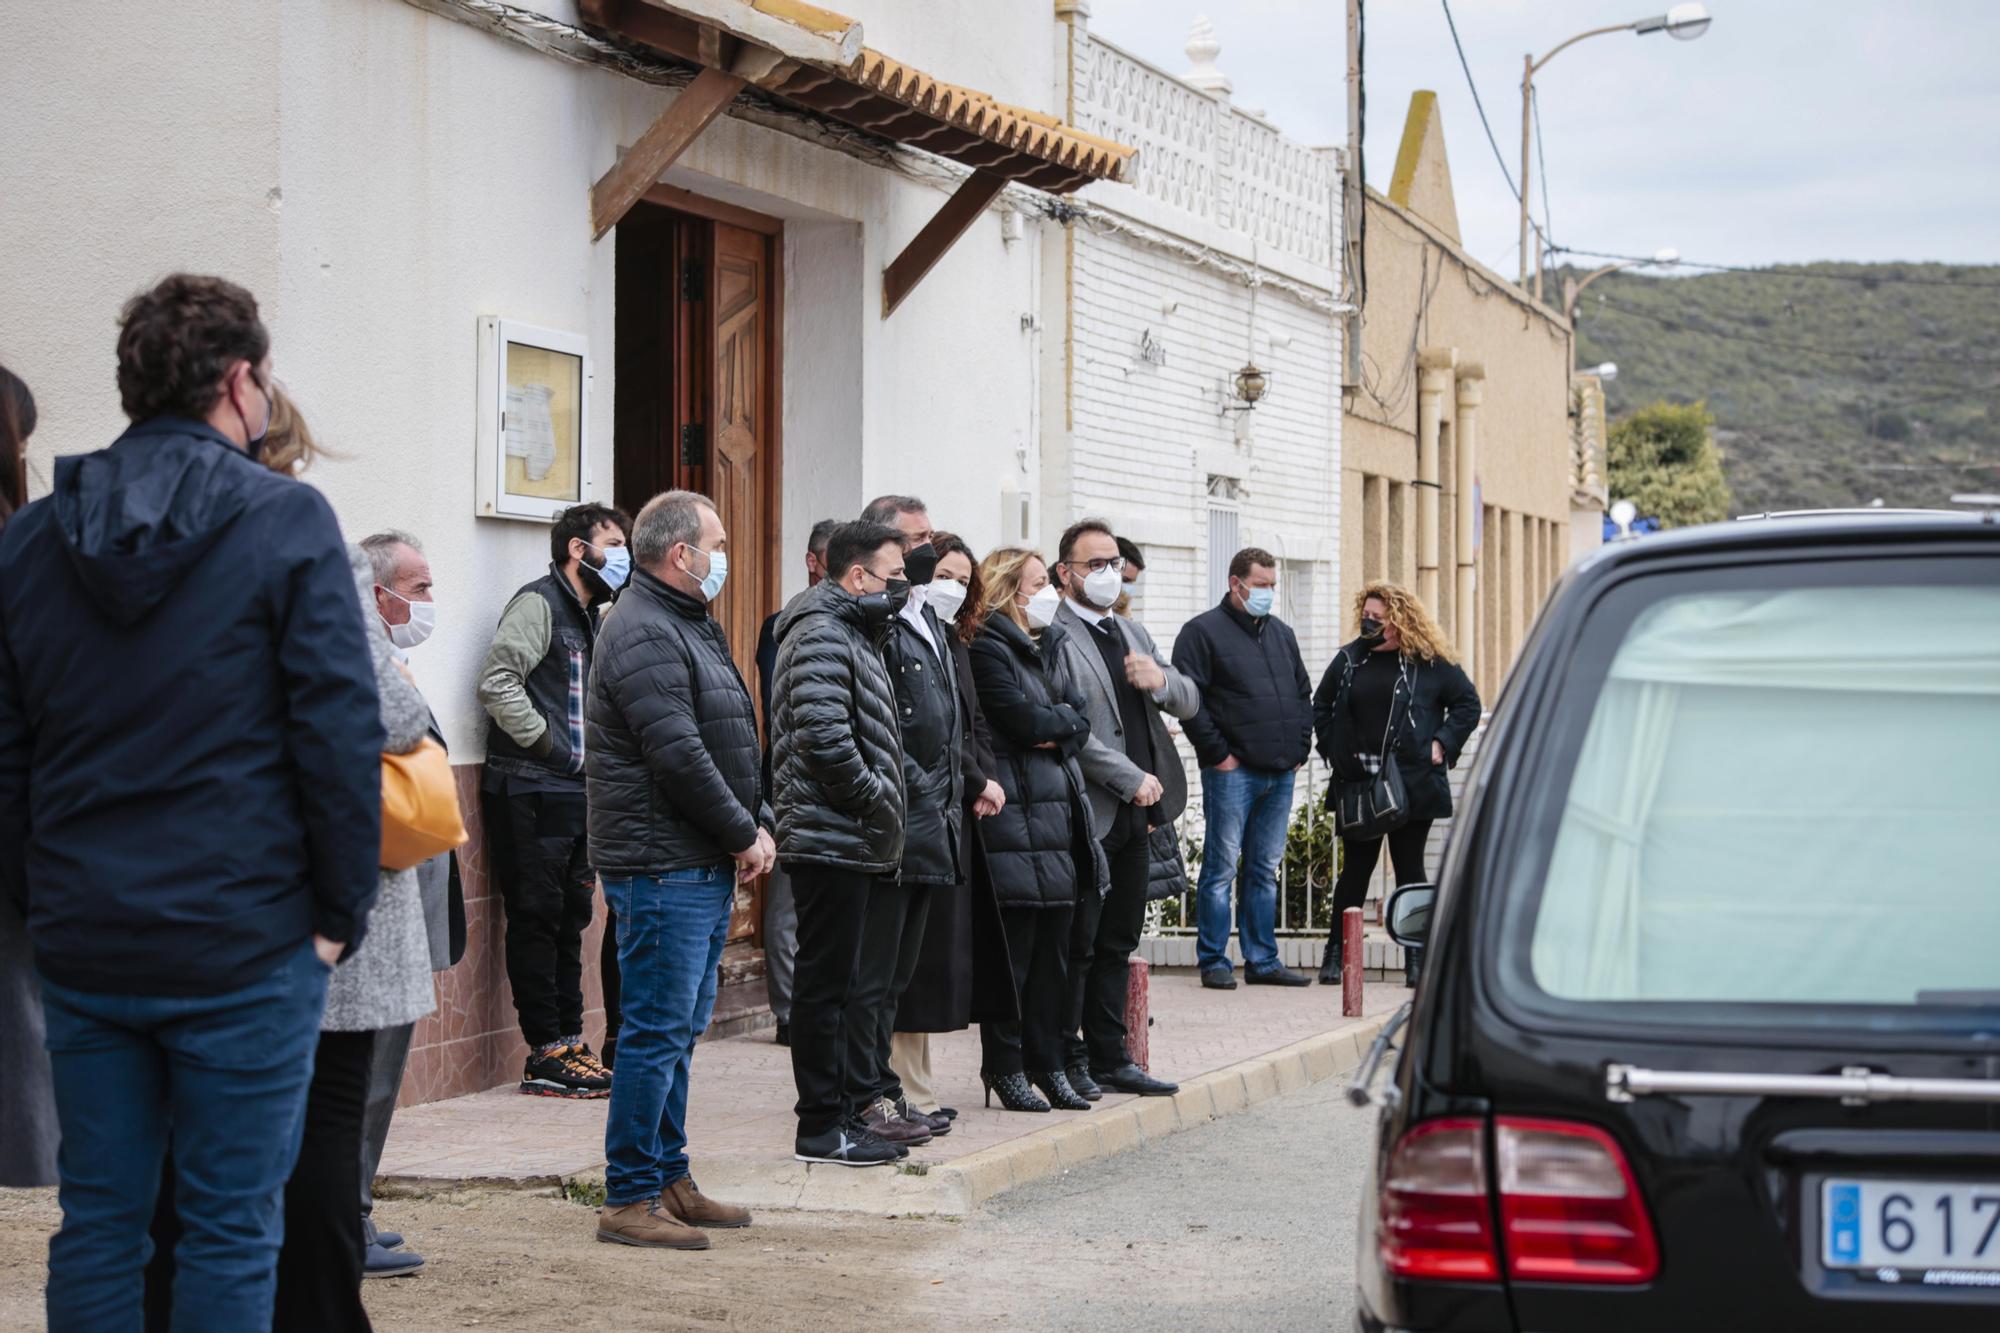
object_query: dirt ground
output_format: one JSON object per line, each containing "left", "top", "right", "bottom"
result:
{"left": 1, "top": 1188, "right": 983, "bottom": 1332}
{"left": 0, "top": 1073, "right": 1370, "bottom": 1331}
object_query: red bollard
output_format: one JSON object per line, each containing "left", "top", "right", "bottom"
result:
{"left": 1125, "top": 956, "right": 1151, "bottom": 1071}
{"left": 1342, "top": 907, "right": 1364, "bottom": 1018}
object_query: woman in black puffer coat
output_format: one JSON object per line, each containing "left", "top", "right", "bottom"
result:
{"left": 968, "top": 548, "right": 1106, "bottom": 1113}
{"left": 1313, "top": 582, "right": 1481, "bottom": 991}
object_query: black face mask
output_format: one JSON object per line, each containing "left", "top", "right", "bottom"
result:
{"left": 903, "top": 542, "right": 939, "bottom": 587}
{"left": 858, "top": 577, "right": 912, "bottom": 622}
{"left": 1359, "top": 617, "right": 1385, "bottom": 641}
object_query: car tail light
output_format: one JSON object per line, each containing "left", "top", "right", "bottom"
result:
{"left": 1494, "top": 1117, "right": 1659, "bottom": 1284}
{"left": 1379, "top": 1118, "right": 1499, "bottom": 1281}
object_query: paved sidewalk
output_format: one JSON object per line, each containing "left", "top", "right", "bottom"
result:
{"left": 378, "top": 968, "right": 1406, "bottom": 1212}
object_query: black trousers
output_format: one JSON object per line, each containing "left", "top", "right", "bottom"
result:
{"left": 1068, "top": 809, "right": 1149, "bottom": 1072}
{"left": 273, "top": 1030, "right": 375, "bottom": 1332}
{"left": 980, "top": 904, "right": 1075, "bottom": 1076}
{"left": 143, "top": 1031, "right": 377, "bottom": 1333}
{"left": 484, "top": 787, "right": 595, "bottom": 1048}
{"left": 853, "top": 879, "right": 932, "bottom": 1107}
{"left": 789, "top": 865, "right": 877, "bottom": 1138}
{"left": 1331, "top": 819, "right": 1434, "bottom": 959}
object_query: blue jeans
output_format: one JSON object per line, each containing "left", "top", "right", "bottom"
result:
{"left": 40, "top": 938, "right": 329, "bottom": 1333}
{"left": 1196, "top": 766, "right": 1296, "bottom": 973}
{"left": 601, "top": 864, "right": 735, "bottom": 1206}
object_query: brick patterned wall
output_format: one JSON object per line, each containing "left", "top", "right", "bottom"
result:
{"left": 397, "top": 763, "right": 611, "bottom": 1107}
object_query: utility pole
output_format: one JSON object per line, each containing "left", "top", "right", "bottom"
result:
{"left": 1518, "top": 53, "right": 1533, "bottom": 289}
{"left": 1342, "top": 0, "right": 1364, "bottom": 401}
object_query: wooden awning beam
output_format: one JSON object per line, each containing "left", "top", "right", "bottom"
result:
{"left": 590, "top": 66, "right": 746, "bottom": 240}
{"left": 881, "top": 168, "right": 1007, "bottom": 318}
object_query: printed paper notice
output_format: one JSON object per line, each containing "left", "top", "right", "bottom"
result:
{"left": 504, "top": 383, "right": 558, "bottom": 481}
{"left": 502, "top": 342, "right": 583, "bottom": 502}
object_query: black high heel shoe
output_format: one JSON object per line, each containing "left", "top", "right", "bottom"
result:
{"left": 1028, "top": 1070, "right": 1092, "bottom": 1111}
{"left": 983, "top": 1072, "right": 1051, "bottom": 1113}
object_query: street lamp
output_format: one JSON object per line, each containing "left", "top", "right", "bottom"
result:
{"left": 1519, "top": 4, "right": 1711, "bottom": 295}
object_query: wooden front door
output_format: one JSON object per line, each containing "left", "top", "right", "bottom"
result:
{"left": 613, "top": 200, "right": 782, "bottom": 974}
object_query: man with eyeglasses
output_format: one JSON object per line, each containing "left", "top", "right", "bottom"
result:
{"left": 1049, "top": 520, "right": 1197, "bottom": 1099}
{"left": 770, "top": 520, "right": 913, "bottom": 1166}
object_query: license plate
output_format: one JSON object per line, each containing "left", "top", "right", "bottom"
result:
{"left": 1823, "top": 1178, "right": 2000, "bottom": 1275}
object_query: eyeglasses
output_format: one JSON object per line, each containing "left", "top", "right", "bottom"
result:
{"left": 1064, "top": 556, "right": 1124, "bottom": 574}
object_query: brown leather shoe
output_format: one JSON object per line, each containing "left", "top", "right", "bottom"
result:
{"left": 861, "top": 1097, "right": 933, "bottom": 1146}
{"left": 596, "top": 1198, "right": 710, "bottom": 1250}
{"left": 661, "top": 1176, "right": 751, "bottom": 1229}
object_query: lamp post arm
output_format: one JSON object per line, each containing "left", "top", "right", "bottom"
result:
{"left": 1529, "top": 21, "right": 1641, "bottom": 76}
{"left": 1519, "top": 21, "right": 1638, "bottom": 287}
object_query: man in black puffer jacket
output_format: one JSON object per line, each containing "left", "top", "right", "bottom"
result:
{"left": 586, "top": 490, "right": 770, "bottom": 1250}
{"left": 1171, "top": 546, "right": 1315, "bottom": 989}
{"left": 770, "top": 520, "right": 909, "bottom": 1167}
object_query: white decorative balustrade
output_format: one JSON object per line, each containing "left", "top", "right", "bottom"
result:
{"left": 1073, "top": 35, "right": 1336, "bottom": 271}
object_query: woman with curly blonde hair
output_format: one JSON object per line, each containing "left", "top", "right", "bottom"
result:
{"left": 1311, "top": 582, "right": 1480, "bottom": 988}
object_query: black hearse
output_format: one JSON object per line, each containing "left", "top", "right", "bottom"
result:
{"left": 1352, "top": 511, "right": 2000, "bottom": 1331}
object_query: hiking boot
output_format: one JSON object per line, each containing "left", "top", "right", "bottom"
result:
{"left": 596, "top": 1198, "right": 709, "bottom": 1250}
{"left": 661, "top": 1177, "right": 751, "bottom": 1229}
{"left": 794, "top": 1124, "right": 900, "bottom": 1168}
{"left": 862, "top": 1097, "right": 933, "bottom": 1146}
{"left": 520, "top": 1043, "right": 610, "bottom": 1099}
{"left": 569, "top": 1043, "right": 613, "bottom": 1083}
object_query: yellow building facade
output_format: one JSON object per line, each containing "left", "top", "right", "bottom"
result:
{"left": 1341, "top": 92, "right": 1593, "bottom": 703}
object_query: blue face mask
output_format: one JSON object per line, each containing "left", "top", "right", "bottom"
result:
{"left": 586, "top": 542, "right": 631, "bottom": 592}
{"left": 686, "top": 545, "right": 729, "bottom": 602}
{"left": 1243, "top": 586, "right": 1276, "bottom": 618}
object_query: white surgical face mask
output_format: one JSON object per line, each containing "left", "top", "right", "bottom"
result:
{"left": 1020, "top": 584, "right": 1061, "bottom": 629}
{"left": 925, "top": 578, "right": 968, "bottom": 623}
{"left": 380, "top": 587, "right": 438, "bottom": 650}
{"left": 1081, "top": 564, "right": 1123, "bottom": 610}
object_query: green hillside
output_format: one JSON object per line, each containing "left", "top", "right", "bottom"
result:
{"left": 1568, "top": 262, "right": 2000, "bottom": 513}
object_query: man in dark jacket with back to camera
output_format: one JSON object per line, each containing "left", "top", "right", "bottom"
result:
{"left": 588, "top": 490, "right": 767, "bottom": 1251}
{"left": 771, "top": 520, "right": 910, "bottom": 1168}
{"left": 477, "top": 501, "right": 631, "bottom": 1098}
{"left": 0, "top": 274, "right": 383, "bottom": 1332}
{"left": 1171, "top": 546, "right": 1315, "bottom": 989}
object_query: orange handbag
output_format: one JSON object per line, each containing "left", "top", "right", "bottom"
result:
{"left": 381, "top": 738, "right": 468, "bottom": 871}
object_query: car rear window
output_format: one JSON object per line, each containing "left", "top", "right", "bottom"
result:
{"left": 1516, "top": 574, "right": 2000, "bottom": 1017}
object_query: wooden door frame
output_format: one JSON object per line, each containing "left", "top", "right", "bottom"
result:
{"left": 641, "top": 184, "right": 785, "bottom": 728}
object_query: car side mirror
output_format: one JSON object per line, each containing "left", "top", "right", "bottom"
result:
{"left": 1385, "top": 883, "right": 1437, "bottom": 949}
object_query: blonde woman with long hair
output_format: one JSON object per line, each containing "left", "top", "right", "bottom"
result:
{"left": 1311, "top": 582, "right": 1481, "bottom": 988}
{"left": 965, "top": 547, "right": 1106, "bottom": 1112}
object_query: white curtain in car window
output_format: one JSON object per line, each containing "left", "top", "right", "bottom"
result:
{"left": 1532, "top": 584, "right": 2000, "bottom": 1005}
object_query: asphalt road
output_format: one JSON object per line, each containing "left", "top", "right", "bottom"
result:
{"left": 972, "top": 1069, "right": 1375, "bottom": 1330}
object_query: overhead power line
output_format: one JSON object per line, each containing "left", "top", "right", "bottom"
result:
{"left": 1551, "top": 246, "right": 2000, "bottom": 289}
{"left": 1585, "top": 294, "right": 2000, "bottom": 369}
{"left": 1532, "top": 86, "right": 1553, "bottom": 248}
{"left": 1439, "top": 0, "right": 1519, "bottom": 203}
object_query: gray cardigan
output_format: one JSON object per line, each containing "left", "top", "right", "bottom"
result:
{"left": 1051, "top": 600, "right": 1202, "bottom": 840}
{"left": 321, "top": 547, "right": 438, "bottom": 1033}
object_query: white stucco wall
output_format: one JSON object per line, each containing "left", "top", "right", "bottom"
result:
{"left": 1, "top": 0, "right": 1056, "bottom": 754}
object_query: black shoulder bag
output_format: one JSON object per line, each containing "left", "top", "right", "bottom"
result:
{"left": 1331, "top": 658, "right": 1409, "bottom": 840}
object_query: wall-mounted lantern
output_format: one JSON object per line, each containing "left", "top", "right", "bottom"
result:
{"left": 1220, "top": 361, "right": 1269, "bottom": 415}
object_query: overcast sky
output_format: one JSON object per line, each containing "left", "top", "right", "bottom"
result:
{"left": 1086, "top": 1, "right": 2000, "bottom": 273}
